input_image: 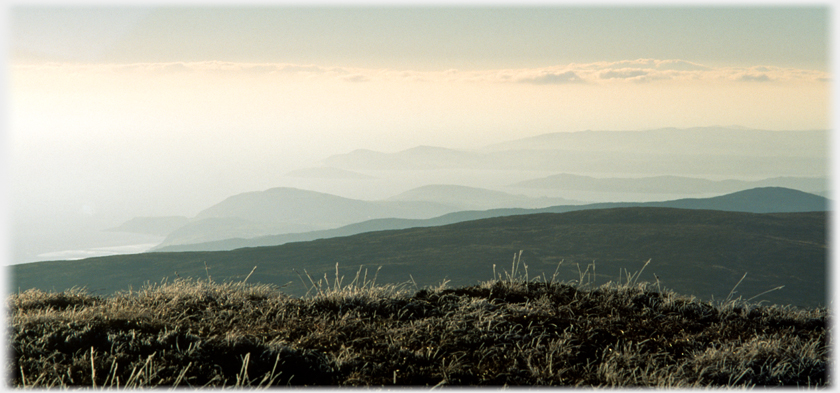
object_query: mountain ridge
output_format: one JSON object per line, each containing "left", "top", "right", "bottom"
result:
{"left": 510, "top": 174, "right": 827, "bottom": 195}
{"left": 152, "top": 187, "right": 828, "bottom": 252}
{"left": 151, "top": 187, "right": 461, "bottom": 249}
{"left": 11, "top": 206, "right": 827, "bottom": 309}
{"left": 481, "top": 127, "right": 827, "bottom": 157}
{"left": 386, "top": 184, "right": 579, "bottom": 210}
{"left": 323, "top": 127, "right": 827, "bottom": 176}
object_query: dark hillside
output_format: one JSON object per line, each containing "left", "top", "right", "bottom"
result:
{"left": 11, "top": 208, "right": 827, "bottom": 309}
{"left": 153, "top": 187, "right": 828, "bottom": 252}
{"left": 643, "top": 187, "right": 829, "bottom": 213}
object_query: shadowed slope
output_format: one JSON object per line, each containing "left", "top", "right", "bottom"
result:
{"left": 153, "top": 187, "right": 827, "bottom": 252}
{"left": 11, "top": 207, "right": 827, "bottom": 309}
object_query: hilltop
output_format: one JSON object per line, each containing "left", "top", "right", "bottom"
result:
{"left": 150, "top": 187, "right": 459, "bottom": 249}
{"left": 10, "top": 272, "right": 827, "bottom": 387}
{"left": 151, "top": 186, "right": 827, "bottom": 252}
{"left": 11, "top": 206, "right": 827, "bottom": 309}
{"left": 510, "top": 174, "right": 826, "bottom": 196}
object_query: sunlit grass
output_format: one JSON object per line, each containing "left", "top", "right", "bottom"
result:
{"left": 9, "top": 259, "right": 828, "bottom": 387}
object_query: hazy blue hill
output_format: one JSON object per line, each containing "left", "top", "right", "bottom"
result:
{"left": 106, "top": 216, "right": 190, "bottom": 236}
{"left": 643, "top": 187, "right": 829, "bottom": 213}
{"left": 511, "top": 173, "right": 827, "bottom": 195}
{"left": 153, "top": 187, "right": 829, "bottom": 252}
{"left": 284, "top": 166, "right": 375, "bottom": 179}
{"left": 11, "top": 207, "right": 827, "bottom": 309}
{"left": 153, "top": 187, "right": 460, "bottom": 249}
{"left": 530, "top": 187, "right": 829, "bottom": 214}
{"left": 323, "top": 146, "right": 825, "bottom": 177}
{"left": 481, "top": 149, "right": 824, "bottom": 176}
{"left": 153, "top": 210, "right": 548, "bottom": 252}
{"left": 482, "top": 127, "right": 827, "bottom": 157}
{"left": 194, "top": 187, "right": 375, "bottom": 224}
{"left": 387, "top": 184, "right": 578, "bottom": 210}
{"left": 153, "top": 208, "right": 545, "bottom": 252}
{"left": 196, "top": 187, "right": 459, "bottom": 224}
{"left": 321, "top": 128, "right": 827, "bottom": 177}
{"left": 752, "top": 176, "right": 827, "bottom": 195}
{"left": 152, "top": 217, "right": 425, "bottom": 252}
{"left": 512, "top": 173, "right": 740, "bottom": 193}
{"left": 154, "top": 217, "right": 323, "bottom": 249}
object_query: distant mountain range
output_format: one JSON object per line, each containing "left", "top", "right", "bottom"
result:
{"left": 12, "top": 204, "right": 827, "bottom": 309}
{"left": 386, "top": 184, "right": 579, "bottom": 211}
{"left": 149, "top": 187, "right": 460, "bottom": 249}
{"left": 105, "top": 126, "right": 828, "bottom": 254}
{"left": 481, "top": 127, "right": 826, "bottom": 157}
{"left": 323, "top": 127, "right": 827, "bottom": 177}
{"left": 510, "top": 174, "right": 827, "bottom": 196}
{"left": 114, "top": 181, "right": 828, "bottom": 253}
{"left": 146, "top": 187, "right": 827, "bottom": 253}
{"left": 111, "top": 185, "right": 584, "bottom": 250}
{"left": 15, "top": 126, "right": 828, "bottom": 266}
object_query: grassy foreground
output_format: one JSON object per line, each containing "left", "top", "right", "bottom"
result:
{"left": 9, "top": 261, "right": 829, "bottom": 388}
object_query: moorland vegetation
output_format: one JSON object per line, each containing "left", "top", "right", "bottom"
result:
{"left": 9, "top": 258, "right": 828, "bottom": 387}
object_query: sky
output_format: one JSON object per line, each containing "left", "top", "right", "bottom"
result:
{"left": 3, "top": 4, "right": 834, "bottom": 263}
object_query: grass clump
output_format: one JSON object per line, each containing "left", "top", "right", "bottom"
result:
{"left": 8, "top": 259, "right": 829, "bottom": 387}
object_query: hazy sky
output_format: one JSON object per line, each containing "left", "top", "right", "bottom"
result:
{"left": 10, "top": 7, "right": 830, "bottom": 70}
{"left": 6, "top": 5, "right": 833, "bottom": 229}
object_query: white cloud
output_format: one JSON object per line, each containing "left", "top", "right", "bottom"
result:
{"left": 598, "top": 69, "right": 650, "bottom": 80}
{"left": 517, "top": 71, "right": 583, "bottom": 85}
{"left": 739, "top": 73, "right": 772, "bottom": 82}
{"left": 11, "top": 59, "right": 829, "bottom": 86}
{"left": 654, "top": 59, "right": 711, "bottom": 71}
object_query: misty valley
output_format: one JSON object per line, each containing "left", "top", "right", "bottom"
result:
{"left": 10, "top": 127, "right": 830, "bottom": 387}
{"left": 12, "top": 127, "right": 830, "bottom": 306}
{"left": 12, "top": 127, "right": 828, "bottom": 263}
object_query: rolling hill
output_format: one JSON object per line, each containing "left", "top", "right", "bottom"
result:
{"left": 510, "top": 174, "right": 827, "bottom": 196}
{"left": 11, "top": 205, "right": 827, "bottom": 309}
{"left": 386, "top": 184, "right": 579, "bottom": 211}
{"left": 322, "top": 128, "right": 827, "bottom": 177}
{"left": 152, "top": 187, "right": 828, "bottom": 252}
{"left": 192, "top": 186, "right": 454, "bottom": 224}
{"left": 481, "top": 127, "right": 827, "bottom": 157}
{"left": 144, "top": 187, "right": 462, "bottom": 249}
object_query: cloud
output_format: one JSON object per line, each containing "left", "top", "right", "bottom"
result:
{"left": 739, "top": 73, "right": 772, "bottom": 82}
{"left": 517, "top": 71, "right": 583, "bottom": 84}
{"left": 598, "top": 69, "right": 649, "bottom": 80}
{"left": 11, "top": 59, "right": 829, "bottom": 86}
{"left": 654, "top": 59, "right": 711, "bottom": 71}
{"left": 510, "top": 60, "right": 827, "bottom": 85}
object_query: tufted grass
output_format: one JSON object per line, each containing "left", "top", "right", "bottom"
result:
{"left": 8, "top": 258, "right": 829, "bottom": 387}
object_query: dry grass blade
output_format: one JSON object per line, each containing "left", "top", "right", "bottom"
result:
{"left": 9, "top": 263, "right": 828, "bottom": 388}
{"left": 726, "top": 272, "right": 749, "bottom": 303}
